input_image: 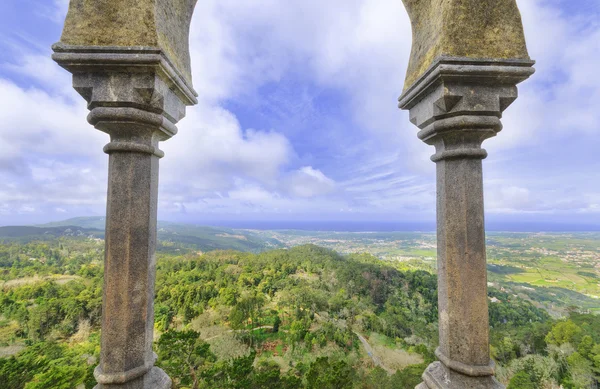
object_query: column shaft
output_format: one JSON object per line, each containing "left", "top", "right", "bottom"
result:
{"left": 102, "top": 151, "right": 158, "bottom": 378}
{"left": 95, "top": 141, "right": 170, "bottom": 389}
{"left": 436, "top": 156, "right": 490, "bottom": 367}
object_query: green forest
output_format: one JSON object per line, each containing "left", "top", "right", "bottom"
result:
{"left": 0, "top": 237, "right": 599, "bottom": 388}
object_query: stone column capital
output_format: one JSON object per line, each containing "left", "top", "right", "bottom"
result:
{"left": 52, "top": 45, "right": 198, "bottom": 157}
{"left": 399, "top": 57, "right": 534, "bottom": 162}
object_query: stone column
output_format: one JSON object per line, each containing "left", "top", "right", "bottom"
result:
{"left": 52, "top": 45, "right": 197, "bottom": 388}
{"left": 399, "top": 57, "right": 534, "bottom": 389}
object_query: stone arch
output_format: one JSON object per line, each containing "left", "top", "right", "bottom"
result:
{"left": 52, "top": 1, "right": 533, "bottom": 388}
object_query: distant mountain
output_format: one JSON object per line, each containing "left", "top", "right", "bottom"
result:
{"left": 0, "top": 225, "right": 104, "bottom": 242}
{"left": 33, "top": 216, "right": 281, "bottom": 252}
{"left": 37, "top": 216, "right": 107, "bottom": 230}
{"left": 154, "top": 221, "right": 282, "bottom": 252}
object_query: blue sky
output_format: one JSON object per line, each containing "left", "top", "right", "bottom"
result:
{"left": 0, "top": 0, "right": 599, "bottom": 227}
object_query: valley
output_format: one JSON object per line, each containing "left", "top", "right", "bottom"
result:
{"left": 0, "top": 219, "right": 599, "bottom": 388}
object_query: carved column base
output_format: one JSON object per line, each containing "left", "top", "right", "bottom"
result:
{"left": 417, "top": 362, "right": 503, "bottom": 389}
{"left": 94, "top": 366, "right": 171, "bottom": 389}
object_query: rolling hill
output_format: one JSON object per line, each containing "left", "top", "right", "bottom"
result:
{"left": 0, "top": 217, "right": 280, "bottom": 252}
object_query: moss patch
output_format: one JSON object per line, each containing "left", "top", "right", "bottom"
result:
{"left": 59, "top": 0, "right": 196, "bottom": 84}
{"left": 401, "top": 0, "right": 530, "bottom": 89}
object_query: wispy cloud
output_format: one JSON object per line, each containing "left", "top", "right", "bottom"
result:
{"left": 0, "top": 0, "right": 598, "bottom": 224}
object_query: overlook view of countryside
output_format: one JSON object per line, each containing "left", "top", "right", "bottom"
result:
{"left": 0, "top": 218, "right": 599, "bottom": 388}
{"left": 1, "top": 0, "right": 600, "bottom": 388}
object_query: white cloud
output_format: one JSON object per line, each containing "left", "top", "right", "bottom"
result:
{"left": 487, "top": 185, "right": 535, "bottom": 213}
{"left": 1, "top": 0, "right": 600, "bottom": 223}
{"left": 488, "top": 0, "right": 600, "bottom": 151}
{"left": 47, "top": 0, "right": 69, "bottom": 23}
{"left": 161, "top": 103, "right": 293, "bottom": 194}
{"left": 193, "top": 0, "right": 414, "bottom": 139}
{"left": 3, "top": 54, "right": 74, "bottom": 96}
{"left": 0, "top": 74, "right": 108, "bottom": 222}
{"left": 228, "top": 185, "right": 279, "bottom": 204}
{"left": 484, "top": 180, "right": 600, "bottom": 218}
{"left": 284, "top": 166, "right": 336, "bottom": 198}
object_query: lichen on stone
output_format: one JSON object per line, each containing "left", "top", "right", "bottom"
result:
{"left": 401, "top": 0, "right": 530, "bottom": 90}
{"left": 59, "top": 0, "right": 197, "bottom": 85}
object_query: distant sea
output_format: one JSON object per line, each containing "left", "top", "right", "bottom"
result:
{"left": 202, "top": 221, "right": 437, "bottom": 232}
{"left": 197, "top": 220, "right": 600, "bottom": 233}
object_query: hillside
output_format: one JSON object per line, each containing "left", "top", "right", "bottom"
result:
{"left": 0, "top": 225, "right": 103, "bottom": 242}
{"left": 1, "top": 236, "right": 599, "bottom": 388}
{"left": 16, "top": 217, "right": 280, "bottom": 252}
{"left": 3, "top": 221, "right": 599, "bottom": 316}
{"left": 37, "top": 217, "right": 108, "bottom": 230}
{"left": 3, "top": 221, "right": 599, "bottom": 315}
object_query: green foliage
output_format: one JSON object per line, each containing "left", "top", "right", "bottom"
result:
{"left": 289, "top": 319, "right": 310, "bottom": 344}
{"left": 360, "top": 366, "right": 389, "bottom": 389}
{"left": 157, "top": 330, "right": 216, "bottom": 389}
{"left": 3, "top": 237, "right": 597, "bottom": 389}
{"left": 507, "top": 371, "right": 536, "bottom": 389}
{"left": 506, "top": 355, "right": 559, "bottom": 387}
{"left": 205, "top": 351, "right": 256, "bottom": 389}
{"left": 566, "top": 352, "right": 594, "bottom": 389}
{"left": 498, "top": 314, "right": 600, "bottom": 388}
{"left": 578, "top": 335, "right": 594, "bottom": 359}
{"left": 389, "top": 363, "right": 428, "bottom": 389}
{"left": 488, "top": 288, "right": 550, "bottom": 327}
{"left": 545, "top": 320, "right": 582, "bottom": 346}
{"left": 272, "top": 315, "right": 281, "bottom": 333}
{"left": 305, "top": 357, "right": 354, "bottom": 389}
{"left": 0, "top": 341, "right": 95, "bottom": 389}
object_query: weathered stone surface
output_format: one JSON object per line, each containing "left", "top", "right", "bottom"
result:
{"left": 53, "top": 64, "right": 193, "bottom": 389}
{"left": 419, "top": 362, "right": 503, "bottom": 389}
{"left": 400, "top": 0, "right": 530, "bottom": 89}
{"left": 399, "top": 57, "right": 534, "bottom": 389}
{"left": 53, "top": 13, "right": 198, "bottom": 387}
{"left": 59, "top": 0, "right": 197, "bottom": 85}
{"left": 93, "top": 145, "right": 167, "bottom": 389}
{"left": 52, "top": 45, "right": 197, "bottom": 108}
